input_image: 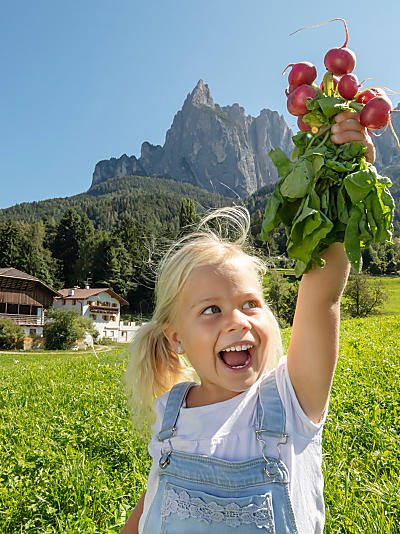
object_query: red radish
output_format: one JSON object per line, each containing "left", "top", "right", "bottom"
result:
{"left": 360, "top": 97, "right": 392, "bottom": 129}
{"left": 287, "top": 84, "right": 317, "bottom": 116}
{"left": 356, "top": 88, "right": 379, "bottom": 105}
{"left": 290, "top": 19, "right": 356, "bottom": 75}
{"left": 357, "top": 87, "right": 392, "bottom": 106}
{"left": 282, "top": 62, "right": 317, "bottom": 89}
{"left": 320, "top": 76, "right": 339, "bottom": 92}
{"left": 297, "top": 115, "right": 312, "bottom": 131}
{"left": 285, "top": 84, "right": 296, "bottom": 97}
{"left": 338, "top": 74, "right": 359, "bottom": 100}
{"left": 324, "top": 47, "right": 356, "bottom": 75}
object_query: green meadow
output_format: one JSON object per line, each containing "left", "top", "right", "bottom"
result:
{"left": 1, "top": 316, "right": 399, "bottom": 533}
{"left": 374, "top": 276, "right": 400, "bottom": 316}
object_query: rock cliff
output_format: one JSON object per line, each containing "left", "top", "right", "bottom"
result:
{"left": 91, "top": 80, "right": 294, "bottom": 198}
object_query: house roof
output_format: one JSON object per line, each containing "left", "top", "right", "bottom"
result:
{"left": 56, "top": 287, "right": 129, "bottom": 306}
{"left": 0, "top": 267, "right": 61, "bottom": 296}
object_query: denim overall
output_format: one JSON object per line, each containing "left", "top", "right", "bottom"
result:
{"left": 142, "top": 371, "right": 298, "bottom": 533}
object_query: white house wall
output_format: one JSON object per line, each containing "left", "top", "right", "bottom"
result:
{"left": 53, "top": 292, "right": 138, "bottom": 343}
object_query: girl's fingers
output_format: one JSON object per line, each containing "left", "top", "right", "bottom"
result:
{"left": 330, "top": 113, "right": 375, "bottom": 164}
{"left": 331, "top": 119, "right": 364, "bottom": 135}
{"left": 334, "top": 111, "right": 360, "bottom": 123}
{"left": 331, "top": 130, "right": 365, "bottom": 144}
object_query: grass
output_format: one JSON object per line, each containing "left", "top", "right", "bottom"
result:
{"left": 0, "top": 347, "right": 150, "bottom": 533}
{"left": 1, "top": 316, "right": 399, "bottom": 532}
{"left": 371, "top": 276, "right": 400, "bottom": 316}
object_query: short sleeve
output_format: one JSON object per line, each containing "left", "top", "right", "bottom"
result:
{"left": 275, "top": 357, "right": 328, "bottom": 440}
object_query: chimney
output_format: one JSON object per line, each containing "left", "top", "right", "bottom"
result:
{"left": 68, "top": 289, "right": 75, "bottom": 296}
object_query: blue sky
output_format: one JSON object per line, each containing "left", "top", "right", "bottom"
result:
{"left": 2, "top": 0, "right": 400, "bottom": 209}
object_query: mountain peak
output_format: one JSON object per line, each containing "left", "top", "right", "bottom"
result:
{"left": 185, "top": 79, "right": 215, "bottom": 108}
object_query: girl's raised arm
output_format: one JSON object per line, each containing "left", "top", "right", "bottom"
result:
{"left": 287, "top": 242, "right": 350, "bottom": 423}
{"left": 286, "top": 112, "right": 374, "bottom": 423}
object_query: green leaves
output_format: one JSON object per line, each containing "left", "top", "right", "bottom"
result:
{"left": 303, "top": 110, "right": 325, "bottom": 128}
{"left": 288, "top": 205, "right": 333, "bottom": 263}
{"left": 268, "top": 147, "right": 293, "bottom": 178}
{"left": 262, "top": 97, "right": 395, "bottom": 275}
{"left": 280, "top": 160, "right": 314, "bottom": 199}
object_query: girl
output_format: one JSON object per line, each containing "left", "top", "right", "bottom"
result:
{"left": 120, "top": 112, "right": 375, "bottom": 534}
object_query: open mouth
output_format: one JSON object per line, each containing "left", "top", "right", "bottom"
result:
{"left": 218, "top": 344, "right": 255, "bottom": 371}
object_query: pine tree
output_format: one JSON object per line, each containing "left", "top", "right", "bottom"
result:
{"left": 179, "top": 198, "right": 199, "bottom": 231}
{"left": 20, "top": 221, "right": 60, "bottom": 287}
{"left": 0, "top": 220, "right": 24, "bottom": 268}
{"left": 92, "top": 235, "right": 133, "bottom": 298}
{"left": 52, "top": 209, "right": 95, "bottom": 286}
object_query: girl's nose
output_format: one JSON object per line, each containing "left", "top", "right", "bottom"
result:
{"left": 226, "top": 309, "right": 252, "bottom": 332}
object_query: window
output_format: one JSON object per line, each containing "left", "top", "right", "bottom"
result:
{"left": 72, "top": 300, "right": 76, "bottom": 305}
{"left": 103, "top": 301, "right": 110, "bottom": 307}
{"left": 88, "top": 300, "right": 93, "bottom": 305}
{"left": 90, "top": 314, "right": 97, "bottom": 320}
{"left": 111, "top": 315, "right": 117, "bottom": 322}
{"left": 63, "top": 299, "right": 66, "bottom": 305}
{"left": 112, "top": 303, "right": 118, "bottom": 308}
{"left": 102, "top": 315, "right": 109, "bottom": 321}
{"left": 29, "top": 328, "right": 36, "bottom": 336}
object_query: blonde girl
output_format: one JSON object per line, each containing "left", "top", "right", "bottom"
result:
{"left": 120, "top": 112, "right": 375, "bottom": 534}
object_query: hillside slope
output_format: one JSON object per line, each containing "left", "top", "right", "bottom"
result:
{"left": 0, "top": 175, "right": 233, "bottom": 231}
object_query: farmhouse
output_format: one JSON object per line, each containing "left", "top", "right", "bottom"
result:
{"left": 0, "top": 267, "right": 61, "bottom": 336}
{"left": 53, "top": 287, "right": 138, "bottom": 342}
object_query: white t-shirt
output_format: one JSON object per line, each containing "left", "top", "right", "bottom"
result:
{"left": 138, "top": 357, "right": 327, "bottom": 534}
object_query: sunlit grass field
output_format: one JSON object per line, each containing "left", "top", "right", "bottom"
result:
{"left": 374, "top": 276, "right": 400, "bottom": 316}
{"left": 1, "top": 316, "right": 399, "bottom": 533}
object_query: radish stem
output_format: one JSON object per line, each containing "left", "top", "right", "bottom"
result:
{"left": 289, "top": 18, "right": 349, "bottom": 48}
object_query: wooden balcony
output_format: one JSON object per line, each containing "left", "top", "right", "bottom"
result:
{"left": 89, "top": 305, "right": 119, "bottom": 314}
{"left": 0, "top": 313, "right": 45, "bottom": 326}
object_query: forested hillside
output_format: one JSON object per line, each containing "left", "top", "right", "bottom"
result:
{"left": 0, "top": 175, "right": 233, "bottom": 231}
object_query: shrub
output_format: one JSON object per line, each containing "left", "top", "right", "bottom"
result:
{"left": 342, "top": 274, "right": 387, "bottom": 317}
{"left": 98, "top": 336, "right": 114, "bottom": 345}
{"left": 264, "top": 270, "right": 299, "bottom": 327}
{"left": 0, "top": 319, "right": 24, "bottom": 350}
{"left": 43, "top": 309, "right": 95, "bottom": 350}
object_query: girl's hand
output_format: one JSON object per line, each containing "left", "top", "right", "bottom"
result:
{"left": 330, "top": 111, "right": 376, "bottom": 164}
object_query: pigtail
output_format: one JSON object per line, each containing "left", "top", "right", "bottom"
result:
{"left": 122, "top": 319, "right": 197, "bottom": 435}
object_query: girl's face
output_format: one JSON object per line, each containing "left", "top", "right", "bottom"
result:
{"left": 163, "top": 255, "right": 272, "bottom": 405}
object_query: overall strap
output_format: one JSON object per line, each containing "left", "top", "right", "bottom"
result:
{"left": 158, "top": 381, "right": 196, "bottom": 442}
{"left": 256, "top": 370, "right": 288, "bottom": 443}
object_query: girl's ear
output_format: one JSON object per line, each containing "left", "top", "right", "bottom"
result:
{"left": 162, "top": 323, "right": 182, "bottom": 352}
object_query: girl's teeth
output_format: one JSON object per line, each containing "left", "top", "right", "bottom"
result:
{"left": 223, "top": 344, "right": 253, "bottom": 352}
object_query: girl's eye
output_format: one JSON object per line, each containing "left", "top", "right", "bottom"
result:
{"left": 202, "top": 305, "right": 221, "bottom": 315}
{"left": 243, "top": 300, "right": 258, "bottom": 309}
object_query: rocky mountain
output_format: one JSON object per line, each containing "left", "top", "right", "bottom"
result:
{"left": 372, "top": 104, "right": 400, "bottom": 188}
{"left": 91, "top": 80, "right": 294, "bottom": 198}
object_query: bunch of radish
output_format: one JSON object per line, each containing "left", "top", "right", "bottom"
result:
{"left": 283, "top": 18, "right": 399, "bottom": 143}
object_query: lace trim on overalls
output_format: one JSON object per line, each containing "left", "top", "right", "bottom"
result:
{"left": 161, "top": 485, "right": 275, "bottom": 530}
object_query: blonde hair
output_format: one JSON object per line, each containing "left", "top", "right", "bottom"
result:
{"left": 122, "top": 206, "right": 283, "bottom": 435}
